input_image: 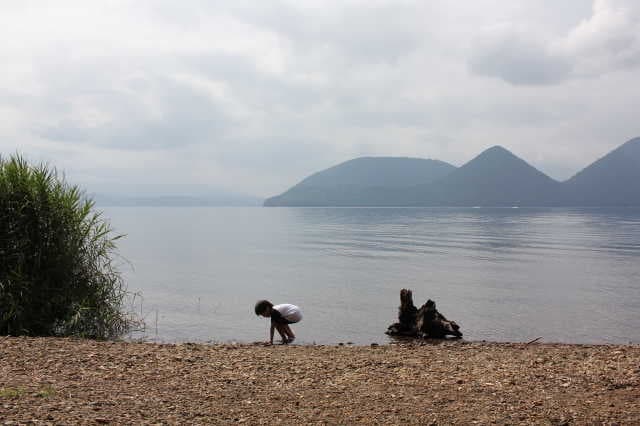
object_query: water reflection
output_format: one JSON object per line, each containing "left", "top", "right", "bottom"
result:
{"left": 105, "top": 207, "right": 640, "bottom": 345}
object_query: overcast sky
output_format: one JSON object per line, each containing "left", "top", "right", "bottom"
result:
{"left": 2, "top": 0, "right": 639, "bottom": 197}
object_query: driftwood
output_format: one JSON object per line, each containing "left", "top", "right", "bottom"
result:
{"left": 386, "top": 289, "right": 462, "bottom": 339}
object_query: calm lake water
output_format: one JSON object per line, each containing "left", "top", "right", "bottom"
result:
{"left": 102, "top": 207, "right": 640, "bottom": 345}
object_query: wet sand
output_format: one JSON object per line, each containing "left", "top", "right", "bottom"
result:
{"left": 1, "top": 337, "right": 639, "bottom": 425}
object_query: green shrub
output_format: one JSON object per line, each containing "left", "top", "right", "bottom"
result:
{"left": 0, "top": 154, "right": 136, "bottom": 339}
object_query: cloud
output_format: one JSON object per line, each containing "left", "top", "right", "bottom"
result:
{"left": 209, "top": 1, "right": 427, "bottom": 65}
{"left": 0, "top": 1, "right": 639, "bottom": 196}
{"left": 469, "top": 25, "right": 572, "bottom": 85}
{"left": 469, "top": 0, "right": 640, "bottom": 85}
{"left": 27, "top": 64, "right": 232, "bottom": 150}
{"left": 561, "top": 0, "right": 640, "bottom": 75}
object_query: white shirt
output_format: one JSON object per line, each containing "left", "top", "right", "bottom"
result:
{"left": 273, "top": 304, "right": 303, "bottom": 323}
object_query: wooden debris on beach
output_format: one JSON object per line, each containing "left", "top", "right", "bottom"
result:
{"left": 386, "top": 289, "right": 462, "bottom": 338}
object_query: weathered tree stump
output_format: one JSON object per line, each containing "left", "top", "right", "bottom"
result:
{"left": 386, "top": 289, "right": 462, "bottom": 339}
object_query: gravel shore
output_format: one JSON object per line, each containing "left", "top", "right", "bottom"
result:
{"left": 1, "top": 337, "right": 639, "bottom": 425}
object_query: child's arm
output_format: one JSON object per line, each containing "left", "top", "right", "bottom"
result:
{"left": 269, "top": 322, "right": 275, "bottom": 345}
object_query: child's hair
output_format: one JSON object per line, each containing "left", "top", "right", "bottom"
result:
{"left": 254, "top": 300, "right": 273, "bottom": 315}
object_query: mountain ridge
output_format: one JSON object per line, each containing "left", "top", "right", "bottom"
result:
{"left": 264, "top": 137, "right": 640, "bottom": 207}
{"left": 564, "top": 137, "right": 640, "bottom": 206}
{"left": 264, "top": 156, "right": 456, "bottom": 207}
{"left": 413, "top": 144, "right": 561, "bottom": 206}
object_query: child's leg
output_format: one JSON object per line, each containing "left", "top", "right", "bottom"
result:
{"left": 274, "top": 323, "right": 288, "bottom": 341}
{"left": 282, "top": 324, "right": 295, "bottom": 340}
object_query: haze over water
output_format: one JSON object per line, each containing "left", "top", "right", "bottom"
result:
{"left": 105, "top": 207, "right": 640, "bottom": 345}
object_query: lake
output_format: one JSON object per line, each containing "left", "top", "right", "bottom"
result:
{"left": 102, "top": 207, "right": 640, "bottom": 345}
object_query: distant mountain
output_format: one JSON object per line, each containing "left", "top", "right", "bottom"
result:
{"left": 264, "top": 138, "right": 640, "bottom": 207}
{"left": 264, "top": 157, "right": 456, "bottom": 206}
{"left": 564, "top": 137, "right": 640, "bottom": 206}
{"left": 94, "top": 194, "right": 262, "bottom": 207}
{"left": 92, "top": 184, "right": 262, "bottom": 207}
{"left": 415, "top": 146, "right": 561, "bottom": 206}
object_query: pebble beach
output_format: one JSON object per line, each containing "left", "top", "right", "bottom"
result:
{"left": 1, "top": 337, "right": 639, "bottom": 425}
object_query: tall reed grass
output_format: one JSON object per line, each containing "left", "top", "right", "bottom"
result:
{"left": 0, "top": 155, "right": 137, "bottom": 339}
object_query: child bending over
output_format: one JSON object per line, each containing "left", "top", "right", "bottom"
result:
{"left": 254, "top": 300, "right": 302, "bottom": 345}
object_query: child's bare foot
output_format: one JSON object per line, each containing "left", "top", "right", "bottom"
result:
{"left": 287, "top": 336, "right": 295, "bottom": 344}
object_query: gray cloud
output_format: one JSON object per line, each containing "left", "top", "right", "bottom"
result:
{"left": 205, "top": 1, "right": 426, "bottom": 64}
{"left": 469, "top": 27, "right": 572, "bottom": 85}
{"left": 35, "top": 74, "right": 231, "bottom": 150}
{"left": 0, "top": 1, "right": 639, "bottom": 196}
{"left": 469, "top": 0, "right": 640, "bottom": 85}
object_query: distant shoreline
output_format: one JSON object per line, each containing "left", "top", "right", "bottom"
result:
{"left": 97, "top": 204, "right": 640, "bottom": 208}
{"left": 124, "top": 336, "right": 640, "bottom": 347}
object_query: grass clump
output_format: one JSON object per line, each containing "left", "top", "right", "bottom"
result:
{"left": 35, "top": 385, "right": 56, "bottom": 398}
{"left": 0, "top": 154, "right": 137, "bottom": 339}
{"left": 0, "top": 387, "right": 25, "bottom": 398}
